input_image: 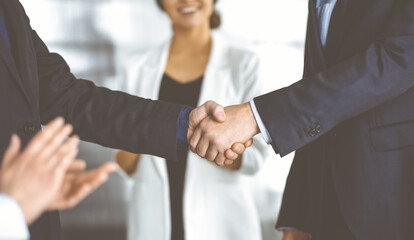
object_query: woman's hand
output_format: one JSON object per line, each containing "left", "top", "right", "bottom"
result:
{"left": 282, "top": 229, "right": 312, "bottom": 240}
{"left": 115, "top": 150, "right": 140, "bottom": 176}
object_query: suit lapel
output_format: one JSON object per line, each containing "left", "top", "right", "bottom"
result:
{"left": 324, "top": 0, "right": 360, "bottom": 64}
{"left": 0, "top": 32, "right": 20, "bottom": 82}
{"left": 324, "top": 0, "right": 381, "bottom": 63}
{"left": 338, "top": 0, "right": 391, "bottom": 59}
{"left": 324, "top": 0, "right": 348, "bottom": 63}
{"left": 1, "top": 0, "right": 35, "bottom": 111}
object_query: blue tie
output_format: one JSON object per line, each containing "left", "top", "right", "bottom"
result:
{"left": 0, "top": 7, "right": 11, "bottom": 50}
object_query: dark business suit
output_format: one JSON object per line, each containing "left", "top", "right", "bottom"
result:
{"left": 0, "top": 1, "right": 185, "bottom": 239}
{"left": 254, "top": 0, "right": 414, "bottom": 239}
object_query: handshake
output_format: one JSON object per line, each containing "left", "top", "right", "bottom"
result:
{"left": 0, "top": 100, "right": 261, "bottom": 227}
{"left": 187, "top": 101, "right": 261, "bottom": 166}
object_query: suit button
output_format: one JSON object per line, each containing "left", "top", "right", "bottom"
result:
{"left": 23, "top": 123, "right": 35, "bottom": 136}
{"left": 315, "top": 124, "right": 322, "bottom": 133}
{"left": 308, "top": 128, "right": 317, "bottom": 137}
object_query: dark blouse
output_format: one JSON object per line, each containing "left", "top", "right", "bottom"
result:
{"left": 158, "top": 73, "right": 203, "bottom": 240}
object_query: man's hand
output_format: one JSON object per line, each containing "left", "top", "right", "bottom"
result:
{"left": 47, "top": 161, "right": 117, "bottom": 210}
{"left": 188, "top": 102, "right": 260, "bottom": 166}
{"left": 0, "top": 117, "right": 78, "bottom": 224}
{"left": 187, "top": 100, "right": 227, "bottom": 141}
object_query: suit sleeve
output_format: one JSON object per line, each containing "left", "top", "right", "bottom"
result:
{"left": 254, "top": 1, "right": 414, "bottom": 156}
{"left": 33, "top": 30, "right": 185, "bottom": 161}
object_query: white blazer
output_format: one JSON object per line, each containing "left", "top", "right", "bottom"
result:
{"left": 121, "top": 34, "right": 271, "bottom": 240}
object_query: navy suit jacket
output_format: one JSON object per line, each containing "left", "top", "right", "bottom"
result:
{"left": 254, "top": 0, "right": 414, "bottom": 239}
{"left": 0, "top": 1, "right": 185, "bottom": 239}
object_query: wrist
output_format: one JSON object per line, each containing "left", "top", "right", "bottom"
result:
{"left": 178, "top": 107, "right": 193, "bottom": 151}
{"left": 243, "top": 102, "right": 260, "bottom": 136}
{"left": 15, "top": 198, "right": 35, "bottom": 224}
{"left": 1, "top": 192, "right": 33, "bottom": 224}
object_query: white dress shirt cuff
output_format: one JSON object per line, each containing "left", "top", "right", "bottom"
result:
{"left": 250, "top": 100, "right": 272, "bottom": 144}
{"left": 0, "top": 193, "right": 29, "bottom": 240}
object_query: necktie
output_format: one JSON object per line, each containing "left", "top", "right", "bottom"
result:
{"left": 0, "top": 7, "right": 11, "bottom": 50}
{"left": 316, "top": 0, "right": 337, "bottom": 47}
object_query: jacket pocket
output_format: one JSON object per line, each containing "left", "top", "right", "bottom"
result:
{"left": 370, "top": 120, "right": 414, "bottom": 152}
{"left": 373, "top": 87, "right": 414, "bottom": 127}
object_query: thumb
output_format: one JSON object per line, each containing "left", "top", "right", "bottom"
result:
{"left": 207, "top": 101, "right": 226, "bottom": 123}
{"left": 2, "top": 134, "right": 21, "bottom": 168}
{"left": 189, "top": 101, "right": 226, "bottom": 129}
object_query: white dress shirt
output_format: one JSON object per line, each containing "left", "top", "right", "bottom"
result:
{"left": 0, "top": 194, "right": 29, "bottom": 240}
{"left": 252, "top": 0, "right": 338, "bottom": 145}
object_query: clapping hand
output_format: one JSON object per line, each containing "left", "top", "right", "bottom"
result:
{"left": 0, "top": 117, "right": 116, "bottom": 224}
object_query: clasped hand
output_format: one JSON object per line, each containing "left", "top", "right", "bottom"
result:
{"left": 187, "top": 101, "right": 260, "bottom": 166}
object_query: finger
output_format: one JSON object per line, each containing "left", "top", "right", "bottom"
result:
{"left": 58, "top": 183, "right": 93, "bottom": 210}
{"left": 2, "top": 134, "right": 21, "bottom": 168}
{"left": 189, "top": 127, "right": 202, "bottom": 153}
{"left": 231, "top": 142, "right": 246, "bottom": 155}
{"left": 94, "top": 162, "right": 118, "bottom": 176}
{"left": 24, "top": 117, "right": 65, "bottom": 156}
{"left": 225, "top": 149, "right": 239, "bottom": 161}
{"left": 195, "top": 132, "right": 210, "bottom": 159}
{"left": 67, "top": 159, "right": 86, "bottom": 172}
{"left": 56, "top": 163, "right": 117, "bottom": 210}
{"left": 52, "top": 136, "right": 80, "bottom": 171}
{"left": 187, "top": 128, "right": 194, "bottom": 145}
{"left": 214, "top": 153, "right": 226, "bottom": 166}
{"left": 205, "top": 101, "right": 226, "bottom": 123}
{"left": 75, "top": 162, "right": 118, "bottom": 183}
{"left": 244, "top": 139, "right": 253, "bottom": 148}
{"left": 205, "top": 145, "right": 219, "bottom": 162}
{"left": 224, "top": 159, "right": 234, "bottom": 166}
{"left": 35, "top": 124, "right": 74, "bottom": 164}
{"left": 189, "top": 101, "right": 225, "bottom": 130}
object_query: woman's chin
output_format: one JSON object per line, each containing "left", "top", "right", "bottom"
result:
{"left": 174, "top": 21, "right": 207, "bottom": 31}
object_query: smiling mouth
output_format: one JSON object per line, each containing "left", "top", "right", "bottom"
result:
{"left": 178, "top": 7, "right": 199, "bottom": 14}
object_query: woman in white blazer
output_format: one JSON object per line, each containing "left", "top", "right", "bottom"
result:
{"left": 116, "top": 0, "right": 277, "bottom": 240}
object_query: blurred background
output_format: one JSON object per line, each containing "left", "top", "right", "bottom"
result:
{"left": 20, "top": 0, "right": 308, "bottom": 239}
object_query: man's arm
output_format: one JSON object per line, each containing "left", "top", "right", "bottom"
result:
{"left": 189, "top": 0, "right": 414, "bottom": 160}
{"left": 32, "top": 29, "right": 225, "bottom": 161}
{"left": 23, "top": 20, "right": 183, "bottom": 160}
{"left": 251, "top": 0, "right": 414, "bottom": 156}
